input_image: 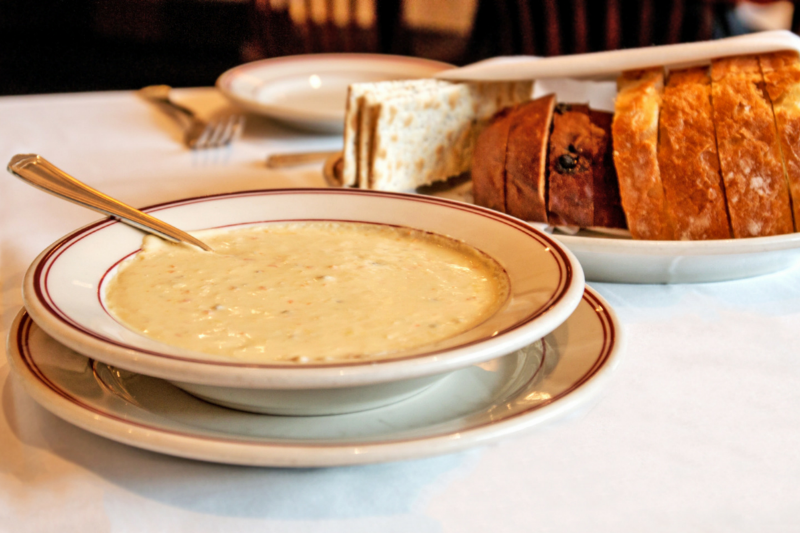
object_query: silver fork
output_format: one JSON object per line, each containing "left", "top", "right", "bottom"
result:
{"left": 139, "top": 85, "right": 245, "bottom": 149}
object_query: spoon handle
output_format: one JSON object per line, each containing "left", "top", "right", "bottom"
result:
{"left": 7, "top": 154, "right": 213, "bottom": 252}
{"left": 266, "top": 150, "right": 339, "bottom": 168}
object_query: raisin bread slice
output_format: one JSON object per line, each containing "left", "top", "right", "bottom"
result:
{"left": 504, "top": 94, "right": 556, "bottom": 222}
{"left": 589, "top": 110, "right": 627, "bottom": 229}
{"left": 547, "top": 103, "right": 601, "bottom": 227}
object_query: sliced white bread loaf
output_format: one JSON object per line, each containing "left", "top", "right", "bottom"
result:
{"left": 711, "top": 55, "right": 793, "bottom": 237}
{"left": 759, "top": 50, "right": 800, "bottom": 231}
{"left": 658, "top": 67, "right": 732, "bottom": 240}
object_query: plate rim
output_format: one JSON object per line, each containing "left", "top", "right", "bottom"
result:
{"left": 216, "top": 53, "right": 453, "bottom": 123}
{"left": 554, "top": 230, "right": 800, "bottom": 256}
{"left": 23, "top": 188, "right": 585, "bottom": 388}
{"left": 6, "top": 287, "right": 621, "bottom": 467}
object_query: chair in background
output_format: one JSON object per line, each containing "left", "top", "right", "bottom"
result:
{"left": 245, "top": 0, "right": 798, "bottom": 66}
{"left": 464, "top": 0, "right": 794, "bottom": 62}
{"left": 247, "top": 0, "right": 406, "bottom": 59}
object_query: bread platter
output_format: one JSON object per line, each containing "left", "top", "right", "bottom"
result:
{"left": 323, "top": 152, "right": 800, "bottom": 283}
{"left": 329, "top": 31, "right": 800, "bottom": 283}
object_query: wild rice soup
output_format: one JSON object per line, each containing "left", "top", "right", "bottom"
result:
{"left": 104, "top": 222, "right": 509, "bottom": 363}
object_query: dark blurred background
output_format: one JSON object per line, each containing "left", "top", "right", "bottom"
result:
{"left": 0, "top": 0, "right": 795, "bottom": 96}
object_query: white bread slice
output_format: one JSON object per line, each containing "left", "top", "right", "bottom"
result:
{"left": 342, "top": 80, "right": 442, "bottom": 187}
{"left": 759, "top": 50, "right": 800, "bottom": 231}
{"left": 711, "top": 55, "right": 793, "bottom": 237}
{"left": 612, "top": 68, "right": 673, "bottom": 240}
{"left": 366, "top": 81, "right": 532, "bottom": 191}
{"left": 358, "top": 81, "right": 453, "bottom": 188}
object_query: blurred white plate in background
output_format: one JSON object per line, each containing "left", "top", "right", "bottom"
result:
{"left": 217, "top": 53, "right": 453, "bottom": 133}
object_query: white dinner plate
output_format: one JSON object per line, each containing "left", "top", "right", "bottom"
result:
{"left": 216, "top": 54, "right": 452, "bottom": 133}
{"left": 22, "top": 189, "right": 584, "bottom": 392}
{"left": 6, "top": 287, "right": 621, "bottom": 467}
{"left": 323, "top": 153, "right": 800, "bottom": 284}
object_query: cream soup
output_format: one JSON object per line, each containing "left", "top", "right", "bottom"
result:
{"left": 104, "top": 222, "right": 509, "bottom": 363}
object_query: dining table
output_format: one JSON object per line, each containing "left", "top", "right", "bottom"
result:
{"left": 1, "top": 87, "right": 798, "bottom": 532}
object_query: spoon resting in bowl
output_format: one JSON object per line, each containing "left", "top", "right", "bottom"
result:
{"left": 7, "top": 154, "right": 213, "bottom": 252}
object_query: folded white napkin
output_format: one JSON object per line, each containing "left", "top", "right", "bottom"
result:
{"left": 435, "top": 30, "right": 800, "bottom": 81}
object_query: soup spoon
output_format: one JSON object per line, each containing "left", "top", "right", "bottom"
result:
{"left": 7, "top": 154, "right": 213, "bottom": 252}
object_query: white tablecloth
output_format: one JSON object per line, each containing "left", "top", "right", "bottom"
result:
{"left": 1, "top": 89, "right": 798, "bottom": 532}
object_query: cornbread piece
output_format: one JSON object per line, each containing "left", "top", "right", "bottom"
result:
{"left": 547, "top": 103, "right": 601, "bottom": 227}
{"left": 590, "top": 110, "right": 627, "bottom": 229}
{"left": 504, "top": 94, "right": 556, "bottom": 222}
{"left": 760, "top": 50, "right": 800, "bottom": 230}
{"left": 658, "top": 67, "right": 732, "bottom": 240}
{"left": 711, "top": 55, "right": 793, "bottom": 237}
{"left": 366, "top": 81, "right": 533, "bottom": 191}
{"left": 472, "top": 107, "right": 516, "bottom": 212}
{"left": 613, "top": 68, "right": 673, "bottom": 240}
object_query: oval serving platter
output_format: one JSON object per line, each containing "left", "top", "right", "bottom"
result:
{"left": 322, "top": 152, "right": 800, "bottom": 284}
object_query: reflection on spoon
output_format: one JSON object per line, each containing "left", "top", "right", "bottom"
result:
{"left": 6, "top": 154, "right": 213, "bottom": 252}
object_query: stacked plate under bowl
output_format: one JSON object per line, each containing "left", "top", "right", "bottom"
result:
{"left": 7, "top": 189, "right": 622, "bottom": 467}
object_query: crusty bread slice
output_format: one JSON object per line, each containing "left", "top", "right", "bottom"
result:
{"left": 759, "top": 50, "right": 800, "bottom": 231}
{"left": 472, "top": 106, "right": 516, "bottom": 213}
{"left": 547, "top": 103, "right": 602, "bottom": 227}
{"left": 658, "top": 67, "right": 732, "bottom": 240}
{"left": 589, "top": 110, "right": 627, "bottom": 229}
{"left": 612, "top": 68, "right": 673, "bottom": 240}
{"left": 342, "top": 80, "right": 442, "bottom": 187}
{"left": 504, "top": 94, "right": 556, "bottom": 223}
{"left": 342, "top": 84, "right": 368, "bottom": 187}
{"left": 357, "top": 95, "right": 378, "bottom": 189}
{"left": 711, "top": 55, "right": 793, "bottom": 237}
{"left": 366, "top": 81, "right": 532, "bottom": 192}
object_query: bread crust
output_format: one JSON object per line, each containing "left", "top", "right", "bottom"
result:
{"left": 359, "top": 98, "right": 378, "bottom": 189}
{"left": 472, "top": 107, "right": 515, "bottom": 212}
{"left": 658, "top": 67, "right": 732, "bottom": 240}
{"left": 760, "top": 50, "right": 800, "bottom": 231}
{"left": 612, "top": 68, "right": 672, "bottom": 239}
{"left": 547, "top": 103, "right": 599, "bottom": 227}
{"left": 342, "top": 87, "right": 362, "bottom": 187}
{"left": 505, "top": 94, "right": 556, "bottom": 222}
{"left": 711, "top": 55, "right": 793, "bottom": 237}
{"left": 590, "top": 110, "right": 627, "bottom": 229}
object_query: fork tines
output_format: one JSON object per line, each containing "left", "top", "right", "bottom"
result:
{"left": 189, "top": 115, "right": 245, "bottom": 150}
